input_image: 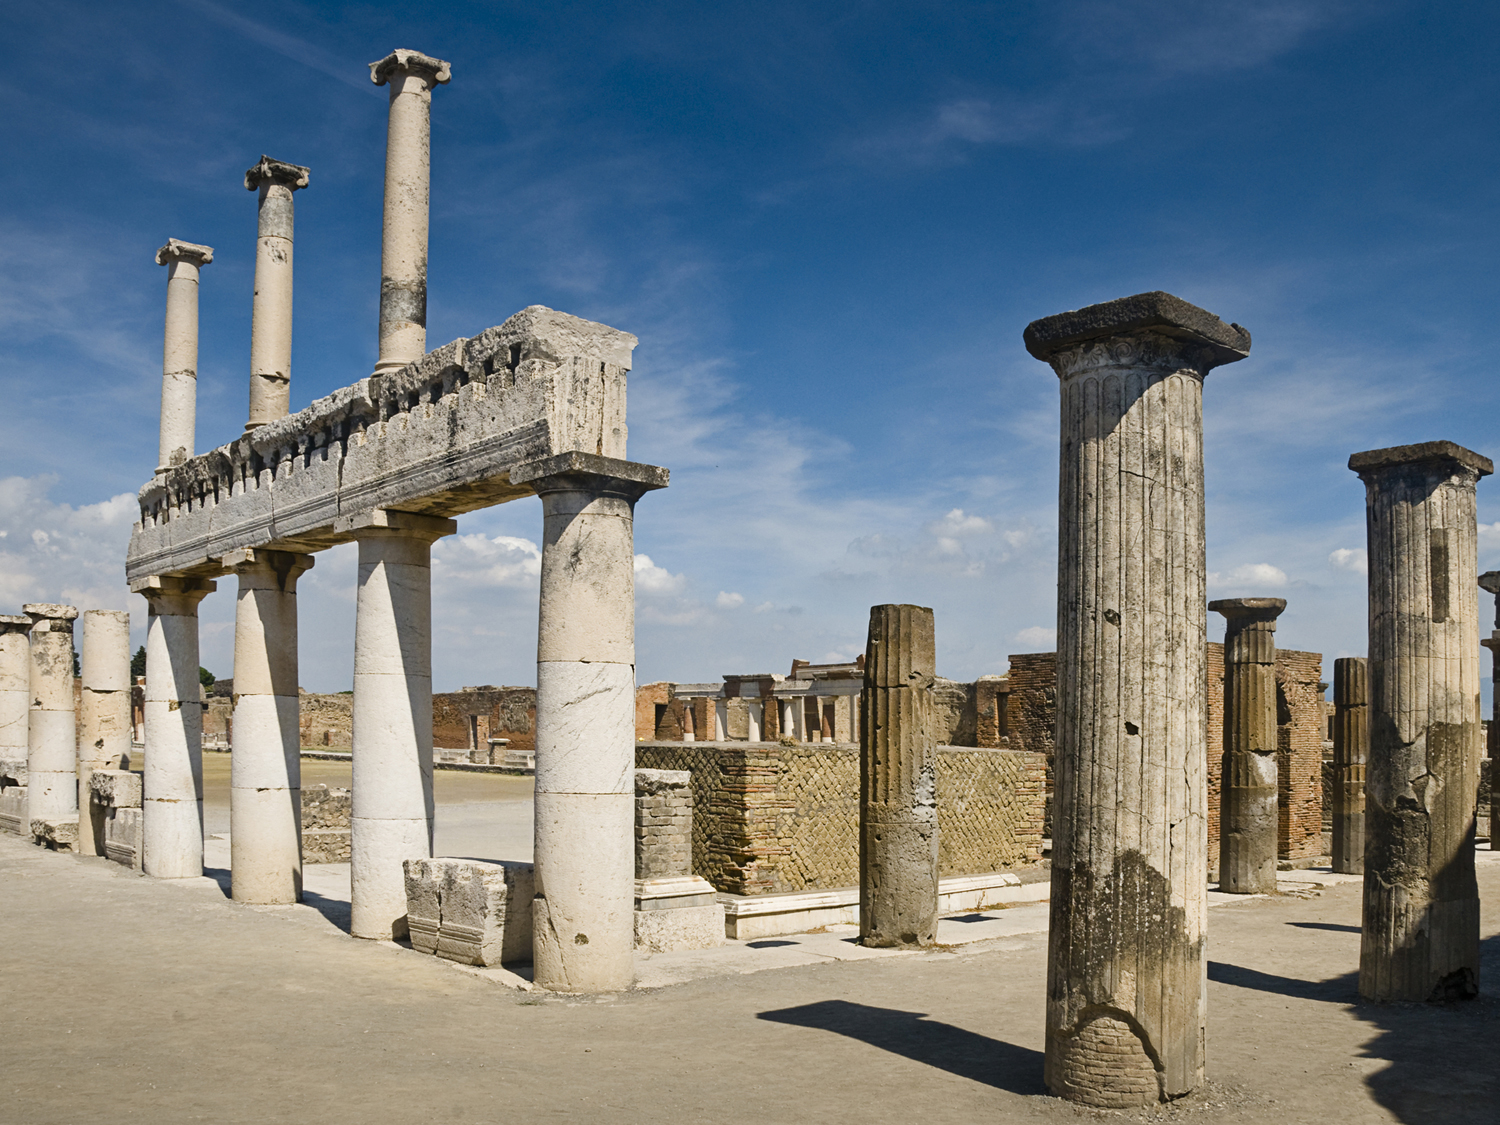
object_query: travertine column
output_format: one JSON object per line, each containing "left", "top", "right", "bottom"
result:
{"left": 244, "top": 156, "right": 310, "bottom": 432}
{"left": 155, "top": 239, "right": 213, "bottom": 472}
{"left": 859, "top": 603, "right": 938, "bottom": 948}
{"left": 134, "top": 577, "right": 215, "bottom": 878}
{"left": 1332, "top": 657, "right": 1369, "bottom": 874}
{"left": 0, "top": 616, "right": 30, "bottom": 764}
{"left": 78, "top": 610, "right": 131, "bottom": 855}
{"left": 227, "top": 549, "right": 313, "bottom": 904}
{"left": 1351, "top": 441, "right": 1490, "bottom": 1002}
{"left": 338, "top": 510, "right": 454, "bottom": 939}
{"left": 1210, "top": 598, "right": 1285, "bottom": 894}
{"left": 24, "top": 604, "right": 79, "bottom": 827}
{"left": 1026, "top": 292, "right": 1251, "bottom": 1107}
{"left": 513, "top": 452, "right": 668, "bottom": 993}
{"left": 1478, "top": 571, "right": 1500, "bottom": 851}
{"left": 368, "top": 49, "right": 451, "bottom": 375}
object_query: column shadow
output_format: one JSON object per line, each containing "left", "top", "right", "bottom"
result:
{"left": 757, "top": 999, "right": 1046, "bottom": 1095}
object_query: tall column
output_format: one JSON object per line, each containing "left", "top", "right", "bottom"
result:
{"left": 368, "top": 49, "right": 451, "bottom": 375}
{"left": 133, "top": 577, "right": 215, "bottom": 878}
{"left": 24, "top": 604, "right": 79, "bottom": 827}
{"left": 226, "top": 549, "right": 313, "bottom": 904}
{"left": 513, "top": 452, "right": 668, "bottom": 993}
{"left": 78, "top": 610, "right": 131, "bottom": 855}
{"left": 1351, "top": 441, "right": 1490, "bottom": 1002}
{"left": 859, "top": 603, "right": 938, "bottom": 948}
{"left": 337, "top": 510, "right": 453, "bottom": 939}
{"left": 1478, "top": 571, "right": 1500, "bottom": 851}
{"left": 1027, "top": 292, "right": 1251, "bottom": 1107}
{"left": 244, "top": 156, "right": 310, "bottom": 432}
{"left": 0, "top": 615, "right": 30, "bottom": 765}
{"left": 155, "top": 239, "right": 213, "bottom": 472}
{"left": 1210, "top": 598, "right": 1285, "bottom": 894}
{"left": 1331, "top": 656, "right": 1369, "bottom": 874}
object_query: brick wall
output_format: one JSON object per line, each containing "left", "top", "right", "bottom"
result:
{"left": 431, "top": 687, "right": 536, "bottom": 756}
{"left": 635, "top": 769, "right": 693, "bottom": 880}
{"left": 1005, "top": 653, "right": 1057, "bottom": 833}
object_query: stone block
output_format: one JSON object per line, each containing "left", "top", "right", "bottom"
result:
{"left": 403, "top": 857, "right": 443, "bottom": 954}
{"left": 104, "top": 807, "right": 142, "bottom": 870}
{"left": 0, "top": 784, "right": 25, "bottom": 835}
{"left": 0, "top": 757, "right": 27, "bottom": 786}
{"left": 32, "top": 818, "right": 79, "bottom": 852}
{"left": 90, "top": 769, "right": 143, "bottom": 809}
{"left": 403, "top": 857, "right": 535, "bottom": 965}
{"left": 634, "top": 903, "right": 725, "bottom": 953}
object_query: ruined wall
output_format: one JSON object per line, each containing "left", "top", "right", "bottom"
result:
{"left": 933, "top": 678, "right": 977, "bottom": 746}
{"left": 1005, "top": 653, "right": 1057, "bottom": 832}
{"left": 431, "top": 687, "right": 536, "bottom": 755}
{"left": 636, "top": 682, "right": 673, "bottom": 741}
{"left": 300, "top": 693, "right": 353, "bottom": 749}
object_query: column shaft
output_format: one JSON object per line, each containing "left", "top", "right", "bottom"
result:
{"left": 25, "top": 604, "right": 79, "bottom": 827}
{"left": 245, "top": 157, "right": 309, "bottom": 431}
{"left": 78, "top": 610, "right": 131, "bottom": 855}
{"left": 1331, "top": 657, "right": 1368, "bottom": 875}
{"left": 155, "top": 240, "right": 213, "bottom": 471}
{"left": 0, "top": 616, "right": 29, "bottom": 765}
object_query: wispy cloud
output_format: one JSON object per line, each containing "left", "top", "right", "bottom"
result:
{"left": 171, "top": 0, "right": 370, "bottom": 91}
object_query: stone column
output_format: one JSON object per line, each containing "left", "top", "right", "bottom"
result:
{"left": 226, "top": 549, "right": 313, "bottom": 904}
{"left": 336, "top": 510, "right": 454, "bottom": 940}
{"left": 244, "top": 156, "right": 310, "bottom": 432}
{"left": 78, "top": 610, "right": 131, "bottom": 855}
{"left": 1210, "top": 598, "right": 1286, "bottom": 894}
{"left": 368, "top": 49, "right": 451, "bottom": 375}
{"left": 1331, "top": 657, "right": 1369, "bottom": 874}
{"left": 133, "top": 577, "right": 215, "bottom": 878}
{"left": 1351, "top": 441, "right": 1490, "bottom": 1002}
{"left": 1026, "top": 292, "right": 1251, "bottom": 1107}
{"left": 1478, "top": 571, "right": 1500, "bottom": 851}
{"left": 513, "top": 452, "right": 668, "bottom": 993}
{"left": 859, "top": 603, "right": 938, "bottom": 948}
{"left": 24, "top": 604, "right": 79, "bottom": 828}
{"left": 155, "top": 239, "right": 213, "bottom": 472}
{"left": 0, "top": 615, "right": 30, "bottom": 766}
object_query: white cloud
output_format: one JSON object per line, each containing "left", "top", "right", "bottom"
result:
{"left": 1015, "top": 625, "right": 1056, "bottom": 649}
{"left": 431, "top": 533, "right": 541, "bottom": 588}
{"left": 0, "top": 476, "right": 136, "bottom": 613}
{"left": 1328, "top": 547, "right": 1367, "bottom": 574}
{"left": 1207, "top": 562, "right": 1289, "bottom": 590}
{"left": 633, "top": 554, "right": 685, "bottom": 595}
{"left": 715, "top": 591, "right": 744, "bottom": 609}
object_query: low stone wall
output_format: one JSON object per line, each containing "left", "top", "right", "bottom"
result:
{"left": 301, "top": 784, "right": 351, "bottom": 863}
{"left": 635, "top": 742, "right": 1045, "bottom": 896}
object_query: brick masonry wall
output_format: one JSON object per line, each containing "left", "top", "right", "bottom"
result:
{"left": 430, "top": 688, "right": 536, "bottom": 755}
{"left": 635, "top": 769, "right": 693, "bottom": 880}
{"left": 1005, "top": 653, "right": 1057, "bottom": 833}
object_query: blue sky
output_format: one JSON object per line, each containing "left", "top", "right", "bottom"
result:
{"left": 3, "top": 0, "right": 1499, "bottom": 693}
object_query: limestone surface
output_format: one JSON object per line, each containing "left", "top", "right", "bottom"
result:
{"left": 78, "top": 609, "right": 131, "bottom": 856}
{"left": 1332, "top": 657, "right": 1369, "bottom": 875}
{"left": 402, "top": 857, "right": 533, "bottom": 966}
{"left": 244, "top": 156, "right": 310, "bottom": 431}
{"left": 25, "top": 603, "right": 79, "bottom": 828}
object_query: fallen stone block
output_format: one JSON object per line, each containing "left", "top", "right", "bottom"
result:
{"left": 0, "top": 757, "right": 27, "bottom": 787}
{"left": 402, "top": 857, "right": 534, "bottom": 965}
{"left": 103, "top": 807, "right": 142, "bottom": 870}
{"left": 89, "top": 769, "right": 142, "bottom": 809}
{"left": 403, "top": 857, "right": 444, "bottom": 955}
{"left": 32, "top": 818, "right": 79, "bottom": 853}
{"left": 0, "top": 784, "right": 26, "bottom": 836}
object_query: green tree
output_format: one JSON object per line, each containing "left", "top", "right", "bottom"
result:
{"left": 199, "top": 666, "right": 215, "bottom": 689}
{"left": 130, "top": 646, "right": 146, "bottom": 678}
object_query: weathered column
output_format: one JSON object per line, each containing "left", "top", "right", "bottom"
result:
{"left": 226, "top": 549, "right": 313, "bottom": 904}
{"left": 155, "top": 239, "right": 213, "bottom": 472}
{"left": 133, "top": 577, "right": 215, "bottom": 878}
{"left": 78, "top": 610, "right": 132, "bottom": 855}
{"left": 1026, "top": 292, "right": 1251, "bottom": 1107}
{"left": 368, "top": 49, "right": 451, "bottom": 375}
{"left": 859, "top": 603, "right": 938, "bottom": 948}
{"left": 1210, "top": 598, "right": 1285, "bottom": 894}
{"left": 25, "top": 604, "right": 79, "bottom": 828}
{"left": 1332, "top": 657, "right": 1369, "bottom": 874}
{"left": 1479, "top": 571, "right": 1500, "bottom": 851}
{"left": 0, "top": 615, "right": 30, "bottom": 765}
{"left": 244, "top": 156, "right": 310, "bottom": 431}
{"left": 337, "top": 510, "right": 454, "bottom": 939}
{"left": 513, "top": 452, "right": 668, "bottom": 993}
{"left": 1351, "top": 441, "right": 1490, "bottom": 1002}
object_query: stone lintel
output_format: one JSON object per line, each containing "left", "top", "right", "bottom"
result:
{"left": 244, "top": 155, "right": 311, "bottom": 192}
{"left": 332, "top": 508, "right": 457, "bottom": 539}
{"left": 1207, "top": 597, "right": 1286, "bottom": 622}
{"left": 369, "top": 48, "right": 452, "bottom": 87}
{"left": 21, "top": 603, "right": 79, "bottom": 626}
{"left": 155, "top": 238, "right": 214, "bottom": 267}
{"left": 1024, "top": 290, "right": 1251, "bottom": 367}
{"left": 219, "top": 547, "right": 316, "bottom": 573}
{"left": 1348, "top": 440, "right": 1494, "bottom": 479}
{"left": 0, "top": 614, "right": 31, "bottom": 633}
{"left": 127, "top": 575, "right": 217, "bottom": 597}
{"left": 1479, "top": 571, "right": 1500, "bottom": 595}
{"left": 512, "top": 452, "right": 669, "bottom": 499}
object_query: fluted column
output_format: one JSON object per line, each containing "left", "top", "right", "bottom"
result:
{"left": 78, "top": 610, "right": 131, "bottom": 855}
{"left": 155, "top": 239, "right": 213, "bottom": 472}
{"left": 227, "top": 549, "right": 313, "bottom": 904}
{"left": 244, "top": 156, "right": 310, "bottom": 431}
{"left": 1210, "top": 598, "right": 1285, "bottom": 894}
{"left": 1352, "top": 441, "right": 1490, "bottom": 1002}
{"left": 369, "top": 49, "right": 451, "bottom": 375}
{"left": 25, "top": 604, "right": 79, "bottom": 828}
{"left": 1026, "top": 291, "right": 1251, "bottom": 1107}
{"left": 1478, "top": 571, "right": 1500, "bottom": 852}
{"left": 859, "top": 603, "right": 938, "bottom": 948}
{"left": 0, "top": 616, "right": 30, "bottom": 766}
{"left": 1332, "top": 657, "right": 1369, "bottom": 874}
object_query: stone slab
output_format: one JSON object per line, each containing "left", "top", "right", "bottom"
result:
{"left": 1023, "top": 290, "right": 1251, "bottom": 364}
{"left": 403, "top": 857, "right": 535, "bottom": 966}
{"left": 634, "top": 903, "right": 725, "bottom": 953}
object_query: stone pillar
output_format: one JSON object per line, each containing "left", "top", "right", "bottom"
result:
{"left": 1026, "top": 292, "right": 1251, "bottom": 1107}
{"left": 338, "top": 510, "right": 454, "bottom": 939}
{"left": 1332, "top": 657, "right": 1369, "bottom": 874}
{"left": 78, "top": 610, "right": 131, "bottom": 856}
{"left": 513, "top": 452, "right": 668, "bottom": 993}
{"left": 244, "top": 156, "right": 310, "bottom": 432}
{"left": 368, "top": 49, "right": 451, "bottom": 375}
{"left": 1478, "top": 571, "right": 1500, "bottom": 851}
{"left": 226, "top": 549, "right": 314, "bottom": 904}
{"left": 859, "top": 603, "right": 938, "bottom": 948}
{"left": 0, "top": 615, "right": 30, "bottom": 765}
{"left": 134, "top": 577, "right": 215, "bottom": 878}
{"left": 155, "top": 239, "right": 213, "bottom": 472}
{"left": 1210, "top": 598, "right": 1285, "bottom": 894}
{"left": 24, "top": 604, "right": 79, "bottom": 828}
{"left": 1351, "top": 441, "right": 1491, "bottom": 1002}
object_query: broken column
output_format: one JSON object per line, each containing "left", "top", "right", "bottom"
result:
{"left": 78, "top": 610, "right": 132, "bottom": 856}
{"left": 1351, "top": 441, "right": 1490, "bottom": 1002}
{"left": 368, "top": 49, "right": 451, "bottom": 375}
{"left": 154, "top": 239, "right": 213, "bottom": 472}
{"left": 859, "top": 603, "right": 939, "bottom": 948}
{"left": 633, "top": 769, "right": 723, "bottom": 952}
{"left": 133, "top": 577, "right": 215, "bottom": 878}
{"left": 1210, "top": 597, "right": 1285, "bottom": 894}
{"left": 244, "top": 156, "right": 310, "bottom": 431}
{"left": 1331, "top": 657, "right": 1368, "bottom": 874}
{"left": 24, "top": 604, "right": 79, "bottom": 832}
{"left": 1026, "top": 292, "right": 1251, "bottom": 1107}
{"left": 513, "top": 452, "right": 668, "bottom": 993}
{"left": 1479, "top": 571, "right": 1500, "bottom": 850}
{"left": 0, "top": 614, "right": 30, "bottom": 806}
{"left": 226, "top": 548, "right": 313, "bottom": 904}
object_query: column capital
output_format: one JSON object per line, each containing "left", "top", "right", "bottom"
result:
{"left": 156, "top": 238, "right": 214, "bottom": 268}
{"left": 22, "top": 603, "right": 79, "bottom": 633}
{"left": 513, "top": 452, "right": 669, "bottom": 502}
{"left": 0, "top": 614, "right": 30, "bottom": 635}
{"left": 369, "top": 48, "right": 451, "bottom": 88}
{"left": 1480, "top": 571, "right": 1500, "bottom": 595}
{"left": 1024, "top": 290, "right": 1251, "bottom": 379}
{"left": 1208, "top": 597, "right": 1286, "bottom": 623}
{"left": 129, "top": 575, "right": 216, "bottom": 599}
{"left": 1348, "top": 440, "right": 1493, "bottom": 482}
{"left": 219, "top": 547, "right": 315, "bottom": 584}
{"left": 333, "top": 507, "right": 457, "bottom": 541}
{"left": 244, "top": 155, "right": 310, "bottom": 192}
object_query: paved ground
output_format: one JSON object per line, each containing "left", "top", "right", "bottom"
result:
{"left": 3, "top": 832, "right": 1498, "bottom": 1124}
